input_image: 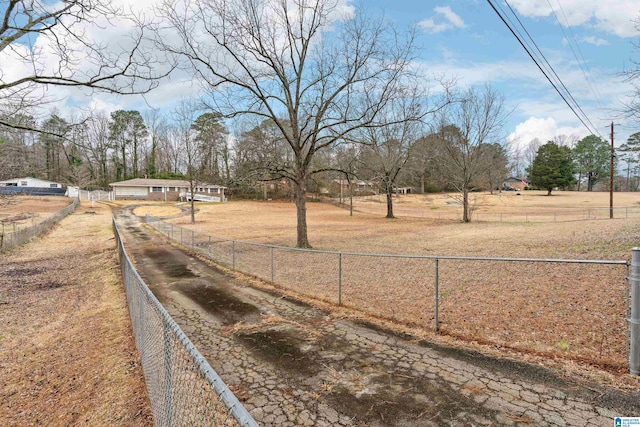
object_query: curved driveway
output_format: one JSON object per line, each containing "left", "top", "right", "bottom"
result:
{"left": 116, "top": 207, "right": 640, "bottom": 426}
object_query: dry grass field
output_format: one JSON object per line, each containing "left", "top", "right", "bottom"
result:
{"left": 0, "top": 196, "right": 72, "bottom": 231}
{"left": 172, "top": 191, "right": 640, "bottom": 259}
{"left": 156, "top": 191, "right": 640, "bottom": 385}
{"left": 0, "top": 201, "right": 151, "bottom": 426}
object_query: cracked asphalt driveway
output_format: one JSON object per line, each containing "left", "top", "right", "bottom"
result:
{"left": 116, "top": 207, "right": 640, "bottom": 426}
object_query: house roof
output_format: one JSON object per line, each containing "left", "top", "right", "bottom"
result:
{"left": 505, "top": 177, "right": 529, "bottom": 183}
{"left": 0, "top": 176, "right": 62, "bottom": 185}
{"left": 109, "top": 178, "right": 226, "bottom": 189}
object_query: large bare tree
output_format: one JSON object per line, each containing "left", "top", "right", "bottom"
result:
{"left": 158, "top": 0, "right": 420, "bottom": 248}
{"left": 0, "top": 0, "right": 169, "bottom": 132}
{"left": 438, "top": 85, "right": 509, "bottom": 222}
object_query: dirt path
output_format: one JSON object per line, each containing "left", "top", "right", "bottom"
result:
{"left": 117, "top": 206, "right": 640, "bottom": 426}
{"left": 0, "top": 202, "right": 151, "bottom": 426}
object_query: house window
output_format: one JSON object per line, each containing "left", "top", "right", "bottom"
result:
{"left": 6, "top": 183, "right": 17, "bottom": 186}
{"left": 168, "top": 187, "right": 176, "bottom": 192}
{"left": 20, "top": 181, "right": 28, "bottom": 186}
{"left": 151, "top": 186, "right": 163, "bottom": 192}
{"left": 49, "top": 183, "right": 57, "bottom": 188}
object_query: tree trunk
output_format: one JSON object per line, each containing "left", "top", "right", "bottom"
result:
{"left": 462, "top": 186, "right": 470, "bottom": 222}
{"left": 190, "top": 184, "right": 195, "bottom": 224}
{"left": 420, "top": 174, "right": 425, "bottom": 194}
{"left": 133, "top": 136, "right": 138, "bottom": 178}
{"left": 386, "top": 186, "right": 394, "bottom": 219}
{"left": 587, "top": 172, "right": 593, "bottom": 191}
{"left": 121, "top": 145, "right": 127, "bottom": 180}
{"left": 547, "top": 188, "right": 553, "bottom": 196}
{"left": 294, "top": 179, "right": 310, "bottom": 248}
{"left": 577, "top": 172, "right": 582, "bottom": 191}
{"left": 349, "top": 184, "right": 353, "bottom": 217}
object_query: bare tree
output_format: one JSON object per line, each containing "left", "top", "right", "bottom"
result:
{"left": 0, "top": 0, "right": 170, "bottom": 132}
{"left": 477, "top": 142, "right": 509, "bottom": 194}
{"left": 159, "top": 0, "right": 420, "bottom": 248}
{"left": 438, "top": 85, "right": 509, "bottom": 222}
{"left": 621, "top": 19, "right": 640, "bottom": 122}
{"left": 355, "top": 91, "right": 428, "bottom": 218}
{"left": 233, "top": 118, "right": 293, "bottom": 199}
{"left": 172, "top": 101, "right": 202, "bottom": 224}
{"left": 143, "top": 109, "right": 170, "bottom": 178}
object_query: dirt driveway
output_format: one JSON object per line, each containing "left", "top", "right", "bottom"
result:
{"left": 116, "top": 206, "right": 640, "bottom": 426}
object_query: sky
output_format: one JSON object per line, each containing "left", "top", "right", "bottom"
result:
{"left": 363, "top": 0, "right": 640, "bottom": 149}
{"left": 5, "top": 0, "right": 640, "bottom": 151}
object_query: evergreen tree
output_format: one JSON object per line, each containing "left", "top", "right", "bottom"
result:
{"left": 572, "top": 135, "right": 610, "bottom": 191}
{"left": 528, "top": 142, "right": 575, "bottom": 195}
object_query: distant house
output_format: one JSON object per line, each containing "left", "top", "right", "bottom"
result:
{"left": 109, "top": 178, "right": 227, "bottom": 202}
{"left": 503, "top": 177, "right": 529, "bottom": 191}
{"left": 0, "top": 177, "right": 66, "bottom": 196}
{"left": 330, "top": 179, "right": 377, "bottom": 196}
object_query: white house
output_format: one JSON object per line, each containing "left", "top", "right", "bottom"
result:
{"left": 0, "top": 177, "right": 66, "bottom": 196}
{"left": 109, "top": 178, "right": 227, "bottom": 202}
{"left": 0, "top": 176, "right": 63, "bottom": 188}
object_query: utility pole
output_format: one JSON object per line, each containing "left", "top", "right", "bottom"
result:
{"left": 610, "top": 121, "right": 614, "bottom": 219}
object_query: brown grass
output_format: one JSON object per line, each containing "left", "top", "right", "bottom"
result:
{"left": 133, "top": 205, "right": 182, "bottom": 217}
{"left": 154, "top": 192, "right": 640, "bottom": 385}
{"left": 0, "top": 196, "right": 73, "bottom": 231}
{"left": 0, "top": 201, "right": 152, "bottom": 426}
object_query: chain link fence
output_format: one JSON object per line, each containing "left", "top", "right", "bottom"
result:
{"left": 112, "top": 219, "right": 258, "bottom": 427}
{"left": 338, "top": 196, "right": 640, "bottom": 222}
{"left": 0, "top": 198, "right": 79, "bottom": 252}
{"left": 147, "top": 215, "right": 633, "bottom": 370}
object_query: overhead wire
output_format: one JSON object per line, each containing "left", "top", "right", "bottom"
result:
{"left": 501, "top": 0, "right": 603, "bottom": 138}
{"left": 547, "top": 0, "right": 607, "bottom": 109}
{"left": 485, "top": 0, "right": 605, "bottom": 139}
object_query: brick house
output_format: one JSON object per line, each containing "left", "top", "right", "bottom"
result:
{"left": 109, "top": 178, "right": 227, "bottom": 202}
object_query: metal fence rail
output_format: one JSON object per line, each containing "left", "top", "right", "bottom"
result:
{"left": 112, "top": 219, "right": 258, "bottom": 427}
{"left": 0, "top": 198, "right": 79, "bottom": 252}
{"left": 146, "top": 215, "right": 635, "bottom": 372}
{"left": 337, "top": 197, "right": 640, "bottom": 223}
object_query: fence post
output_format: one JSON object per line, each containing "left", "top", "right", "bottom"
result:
{"left": 271, "top": 246, "right": 275, "bottom": 284}
{"left": 338, "top": 253, "right": 342, "bottom": 305}
{"left": 192, "top": 230, "right": 195, "bottom": 247}
{"left": 434, "top": 258, "right": 439, "bottom": 332}
{"left": 630, "top": 248, "right": 640, "bottom": 375}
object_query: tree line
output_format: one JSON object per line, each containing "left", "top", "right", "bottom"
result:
{"left": 2, "top": 0, "right": 640, "bottom": 247}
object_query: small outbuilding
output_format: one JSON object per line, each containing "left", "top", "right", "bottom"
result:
{"left": 109, "top": 178, "right": 227, "bottom": 202}
{"left": 0, "top": 177, "right": 66, "bottom": 196}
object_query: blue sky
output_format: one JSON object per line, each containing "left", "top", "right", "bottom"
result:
{"left": 362, "top": 0, "right": 640, "bottom": 148}
{"left": 13, "top": 0, "right": 638, "bottom": 150}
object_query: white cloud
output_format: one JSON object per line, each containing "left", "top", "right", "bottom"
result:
{"left": 507, "top": 116, "right": 586, "bottom": 149}
{"left": 419, "top": 6, "right": 466, "bottom": 34}
{"left": 582, "top": 36, "right": 609, "bottom": 46}
{"left": 507, "top": 0, "right": 640, "bottom": 38}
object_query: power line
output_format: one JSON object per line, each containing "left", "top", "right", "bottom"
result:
{"left": 485, "top": 0, "right": 605, "bottom": 139}
{"left": 547, "top": 0, "right": 606, "bottom": 109}
{"left": 501, "top": 0, "right": 603, "bottom": 137}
